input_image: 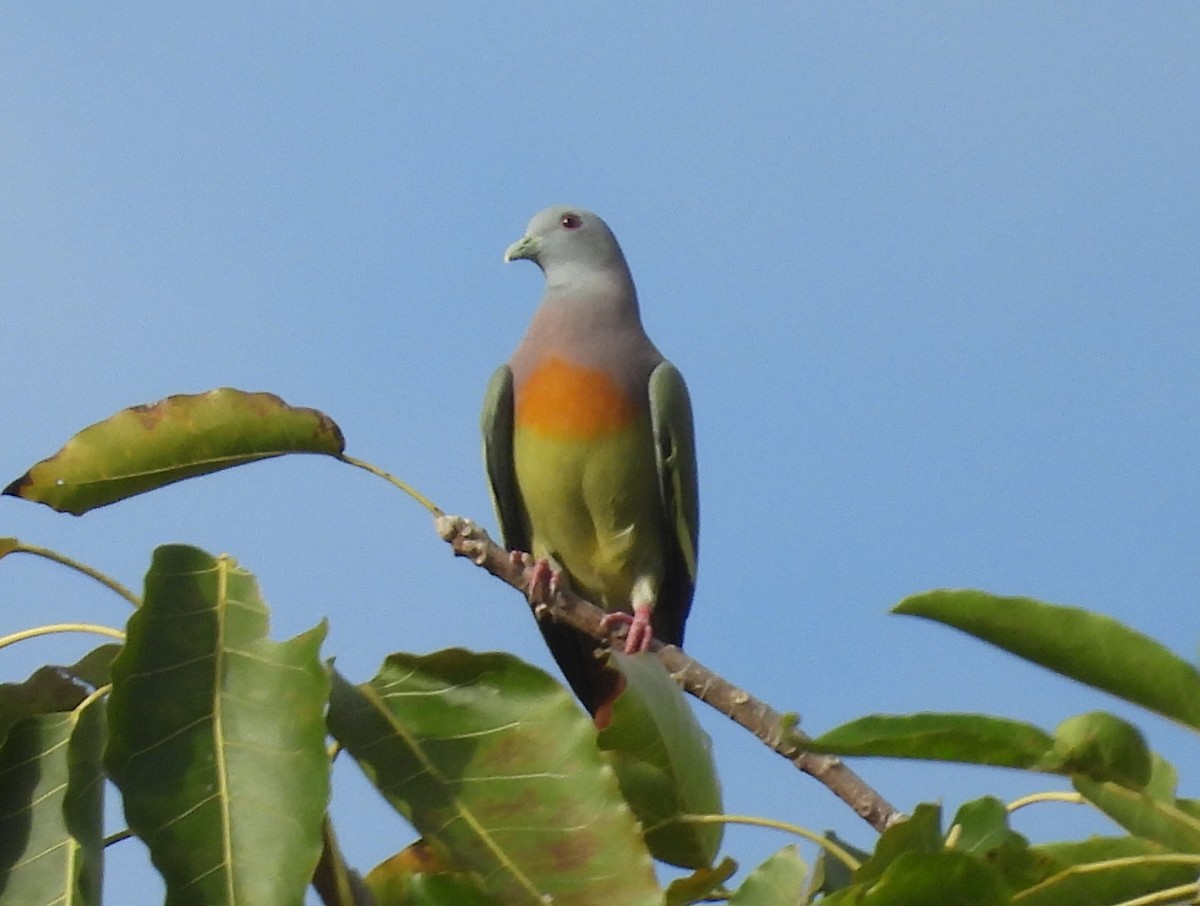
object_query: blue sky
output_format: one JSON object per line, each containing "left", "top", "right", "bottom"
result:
{"left": 2, "top": 5, "right": 1197, "bottom": 900}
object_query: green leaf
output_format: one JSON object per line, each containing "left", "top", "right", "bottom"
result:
{"left": 1041, "top": 711, "right": 1153, "bottom": 788}
{"left": 1019, "top": 836, "right": 1200, "bottom": 905}
{"left": 1142, "top": 753, "right": 1179, "bottom": 803}
{"left": 369, "top": 872, "right": 496, "bottom": 906}
{"left": 0, "top": 666, "right": 91, "bottom": 748}
{"left": 843, "top": 851, "right": 1011, "bottom": 905}
{"left": 948, "top": 797, "right": 1020, "bottom": 854}
{"left": 327, "top": 650, "right": 662, "bottom": 906}
{"left": 0, "top": 646, "right": 119, "bottom": 751}
{"left": 851, "top": 803, "right": 943, "bottom": 887}
{"left": 104, "top": 545, "right": 330, "bottom": 906}
{"left": 728, "top": 845, "right": 807, "bottom": 904}
{"left": 1073, "top": 777, "right": 1200, "bottom": 853}
{"left": 599, "top": 651, "right": 723, "bottom": 868}
{"left": 312, "top": 815, "right": 374, "bottom": 906}
{"left": 664, "top": 857, "right": 737, "bottom": 906}
{"left": 895, "top": 590, "right": 1200, "bottom": 730}
{"left": 947, "top": 798, "right": 1040, "bottom": 891}
{"left": 4, "top": 388, "right": 345, "bottom": 514}
{"left": 364, "top": 841, "right": 500, "bottom": 906}
{"left": 59, "top": 643, "right": 124, "bottom": 691}
{"left": 809, "top": 713, "right": 1055, "bottom": 769}
{"left": 63, "top": 700, "right": 106, "bottom": 905}
{"left": 0, "top": 698, "right": 106, "bottom": 906}
{"left": 1177, "top": 799, "right": 1200, "bottom": 821}
{"left": 808, "top": 832, "right": 870, "bottom": 898}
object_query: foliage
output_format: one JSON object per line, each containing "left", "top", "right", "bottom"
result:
{"left": 1, "top": 388, "right": 1198, "bottom": 904}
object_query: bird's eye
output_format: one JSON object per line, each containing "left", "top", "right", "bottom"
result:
{"left": 560, "top": 213, "right": 582, "bottom": 230}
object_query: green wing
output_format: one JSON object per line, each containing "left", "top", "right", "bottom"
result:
{"left": 649, "top": 362, "right": 700, "bottom": 647}
{"left": 480, "top": 365, "right": 527, "bottom": 552}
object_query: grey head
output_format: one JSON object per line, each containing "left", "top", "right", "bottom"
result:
{"left": 504, "top": 206, "right": 633, "bottom": 293}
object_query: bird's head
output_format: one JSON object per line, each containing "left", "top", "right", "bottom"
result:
{"left": 504, "top": 206, "right": 629, "bottom": 285}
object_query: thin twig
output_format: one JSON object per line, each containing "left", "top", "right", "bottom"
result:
{"left": 435, "top": 514, "right": 901, "bottom": 833}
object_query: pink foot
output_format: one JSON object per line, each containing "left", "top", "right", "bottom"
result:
{"left": 602, "top": 602, "right": 654, "bottom": 653}
{"left": 525, "top": 558, "right": 563, "bottom": 603}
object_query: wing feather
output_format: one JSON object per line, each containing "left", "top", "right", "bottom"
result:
{"left": 648, "top": 362, "right": 699, "bottom": 646}
{"left": 480, "top": 365, "right": 527, "bottom": 552}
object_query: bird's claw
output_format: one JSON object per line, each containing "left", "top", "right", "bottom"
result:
{"left": 602, "top": 603, "right": 654, "bottom": 654}
{"left": 525, "top": 558, "right": 563, "bottom": 605}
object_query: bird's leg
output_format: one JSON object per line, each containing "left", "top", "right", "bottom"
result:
{"left": 602, "top": 577, "right": 656, "bottom": 653}
{"left": 522, "top": 555, "right": 566, "bottom": 606}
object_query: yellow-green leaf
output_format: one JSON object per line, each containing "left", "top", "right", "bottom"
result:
{"left": 895, "top": 590, "right": 1200, "bottom": 731}
{"left": 664, "top": 858, "right": 737, "bottom": 906}
{"left": 729, "top": 846, "right": 807, "bottom": 904}
{"left": 1042, "top": 711, "right": 1152, "bottom": 789}
{"left": 808, "top": 712, "right": 1055, "bottom": 769}
{"left": 1020, "top": 837, "right": 1200, "bottom": 905}
{"left": 857, "top": 851, "right": 1009, "bottom": 905}
{"left": 1074, "top": 777, "right": 1200, "bottom": 853}
{"left": 4, "top": 388, "right": 345, "bottom": 514}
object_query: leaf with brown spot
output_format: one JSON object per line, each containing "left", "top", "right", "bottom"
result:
{"left": 4, "top": 388, "right": 345, "bottom": 514}
{"left": 328, "top": 650, "right": 662, "bottom": 906}
{"left": 366, "top": 841, "right": 498, "bottom": 905}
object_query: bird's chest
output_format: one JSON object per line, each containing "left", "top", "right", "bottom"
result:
{"left": 512, "top": 357, "right": 663, "bottom": 602}
{"left": 512, "top": 354, "right": 640, "bottom": 440}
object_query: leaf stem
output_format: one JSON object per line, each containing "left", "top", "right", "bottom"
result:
{"left": 0, "top": 622, "right": 126, "bottom": 651}
{"left": 104, "top": 829, "right": 133, "bottom": 848}
{"left": 76, "top": 684, "right": 112, "bottom": 713}
{"left": 679, "top": 813, "right": 863, "bottom": 871}
{"left": 339, "top": 454, "right": 443, "bottom": 516}
{"left": 1112, "top": 880, "right": 1199, "bottom": 906}
{"left": 9, "top": 541, "right": 141, "bottom": 607}
{"left": 1007, "top": 790, "right": 1085, "bottom": 813}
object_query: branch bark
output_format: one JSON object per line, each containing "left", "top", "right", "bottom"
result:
{"left": 436, "top": 514, "right": 901, "bottom": 834}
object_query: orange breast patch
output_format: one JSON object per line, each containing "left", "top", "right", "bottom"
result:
{"left": 515, "top": 356, "right": 638, "bottom": 440}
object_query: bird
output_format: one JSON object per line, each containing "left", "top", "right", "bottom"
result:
{"left": 481, "top": 205, "right": 699, "bottom": 715}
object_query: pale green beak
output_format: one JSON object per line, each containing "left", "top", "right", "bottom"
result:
{"left": 503, "top": 234, "right": 540, "bottom": 263}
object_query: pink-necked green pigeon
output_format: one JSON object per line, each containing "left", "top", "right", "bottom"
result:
{"left": 482, "top": 206, "right": 699, "bottom": 714}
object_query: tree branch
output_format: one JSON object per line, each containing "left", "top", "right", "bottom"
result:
{"left": 436, "top": 514, "right": 900, "bottom": 833}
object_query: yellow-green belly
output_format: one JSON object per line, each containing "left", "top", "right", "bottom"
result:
{"left": 513, "top": 422, "right": 665, "bottom": 612}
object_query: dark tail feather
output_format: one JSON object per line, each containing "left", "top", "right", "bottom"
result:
{"left": 539, "top": 620, "right": 621, "bottom": 717}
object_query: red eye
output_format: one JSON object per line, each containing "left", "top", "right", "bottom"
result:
{"left": 560, "top": 213, "right": 582, "bottom": 230}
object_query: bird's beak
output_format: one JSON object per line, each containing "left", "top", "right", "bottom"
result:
{"left": 503, "top": 234, "right": 539, "bottom": 263}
